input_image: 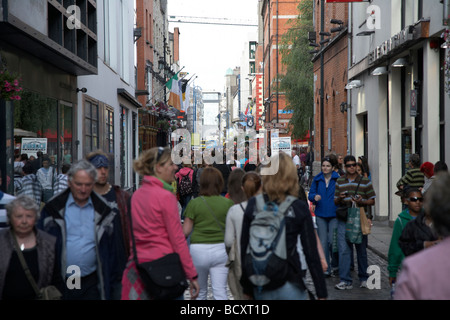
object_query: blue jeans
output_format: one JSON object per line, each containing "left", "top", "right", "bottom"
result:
{"left": 253, "top": 281, "right": 308, "bottom": 300}
{"left": 337, "top": 220, "right": 369, "bottom": 284}
{"left": 315, "top": 216, "right": 338, "bottom": 273}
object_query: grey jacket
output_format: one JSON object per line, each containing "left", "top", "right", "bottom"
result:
{"left": 0, "top": 228, "right": 59, "bottom": 298}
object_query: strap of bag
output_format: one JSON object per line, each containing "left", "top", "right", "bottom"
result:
{"left": 126, "top": 196, "right": 140, "bottom": 266}
{"left": 200, "top": 196, "right": 225, "bottom": 235}
{"left": 10, "top": 230, "right": 41, "bottom": 298}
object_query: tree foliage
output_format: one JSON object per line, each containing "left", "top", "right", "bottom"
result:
{"left": 278, "top": 0, "right": 314, "bottom": 139}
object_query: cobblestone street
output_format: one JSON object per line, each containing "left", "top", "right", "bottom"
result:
{"left": 184, "top": 246, "right": 390, "bottom": 300}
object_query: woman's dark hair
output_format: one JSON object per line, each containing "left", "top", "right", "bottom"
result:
{"left": 227, "top": 168, "right": 246, "bottom": 203}
{"left": 434, "top": 161, "right": 448, "bottom": 174}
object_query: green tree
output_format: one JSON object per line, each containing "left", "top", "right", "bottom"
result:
{"left": 278, "top": 0, "right": 314, "bottom": 139}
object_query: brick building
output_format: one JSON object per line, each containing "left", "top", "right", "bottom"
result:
{"left": 311, "top": 1, "right": 349, "bottom": 161}
{"left": 259, "top": 0, "right": 300, "bottom": 138}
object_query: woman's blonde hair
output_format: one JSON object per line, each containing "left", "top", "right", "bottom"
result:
{"left": 134, "top": 147, "right": 172, "bottom": 176}
{"left": 262, "top": 152, "right": 299, "bottom": 202}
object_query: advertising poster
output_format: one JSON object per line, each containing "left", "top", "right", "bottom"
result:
{"left": 21, "top": 138, "right": 48, "bottom": 158}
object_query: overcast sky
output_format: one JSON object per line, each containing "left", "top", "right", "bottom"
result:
{"left": 168, "top": 0, "right": 258, "bottom": 93}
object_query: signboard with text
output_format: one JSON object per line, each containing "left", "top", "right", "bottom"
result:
{"left": 21, "top": 138, "right": 48, "bottom": 158}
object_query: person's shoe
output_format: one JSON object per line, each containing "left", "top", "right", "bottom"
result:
{"left": 330, "top": 269, "right": 338, "bottom": 277}
{"left": 335, "top": 281, "right": 353, "bottom": 290}
{"left": 360, "top": 281, "right": 368, "bottom": 288}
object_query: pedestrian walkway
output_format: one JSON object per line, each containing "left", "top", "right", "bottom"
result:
{"left": 367, "top": 219, "right": 392, "bottom": 261}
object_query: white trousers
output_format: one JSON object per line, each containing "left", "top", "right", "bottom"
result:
{"left": 189, "top": 243, "right": 229, "bottom": 300}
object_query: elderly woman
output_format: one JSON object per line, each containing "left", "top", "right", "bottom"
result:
{"left": 0, "top": 195, "right": 61, "bottom": 299}
{"left": 121, "top": 147, "right": 199, "bottom": 300}
{"left": 240, "top": 152, "right": 328, "bottom": 300}
{"left": 182, "top": 167, "right": 235, "bottom": 300}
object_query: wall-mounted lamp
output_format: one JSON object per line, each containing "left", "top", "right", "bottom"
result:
{"left": 320, "top": 38, "right": 330, "bottom": 45}
{"left": 391, "top": 57, "right": 409, "bottom": 68}
{"left": 345, "top": 80, "right": 363, "bottom": 90}
{"left": 357, "top": 30, "right": 375, "bottom": 36}
{"left": 371, "top": 66, "right": 388, "bottom": 76}
{"left": 340, "top": 102, "right": 348, "bottom": 113}
{"left": 331, "top": 26, "right": 343, "bottom": 33}
{"left": 330, "top": 19, "right": 344, "bottom": 25}
{"left": 76, "top": 87, "right": 87, "bottom": 93}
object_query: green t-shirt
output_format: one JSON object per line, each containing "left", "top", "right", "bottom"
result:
{"left": 184, "top": 195, "right": 234, "bottom": 244}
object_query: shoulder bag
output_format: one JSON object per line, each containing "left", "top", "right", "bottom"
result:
{"left": 127, "top": 196, "right": 188, "bottom": 300}
{"left": 11, "top": 231, "right": 62, "bottom": 300}
{"left": 336, "top": 176, "right": 362, "bottom": 222}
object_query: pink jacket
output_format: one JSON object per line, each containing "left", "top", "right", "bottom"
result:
{"left": 175, "top": 167, "right": 194, "bottom": 183}
{"left": 130, "top": 175, "right": 197, "bottom": 280}
{"left": 395, "top": 236, "right": 450, "bottom": 300}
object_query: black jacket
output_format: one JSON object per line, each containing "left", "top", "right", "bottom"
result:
{"left": 398, "top": 211, "right": 439, "bottom": 257}
{"left": 240, "top": 194, "right": 327, "bottom": 299}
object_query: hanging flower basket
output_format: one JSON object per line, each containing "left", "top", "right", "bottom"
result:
{"left": 0, "top": 69, "right": 23, "bottom": 101}
{"left": 156, "top": 119, "right": 170, "bottom": 132}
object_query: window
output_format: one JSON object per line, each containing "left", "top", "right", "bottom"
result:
{"left": 249, "top": 41, "right": 257, "bottom": 59}
{"left": 84, "top": 100, "right": 99, "bottom": 154}
{"left": 105, "top": 107, "right": 114, "bottom": 154}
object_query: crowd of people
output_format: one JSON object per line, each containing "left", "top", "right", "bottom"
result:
{"left": 0, "top": 144, "right": 449, "bottom": 300}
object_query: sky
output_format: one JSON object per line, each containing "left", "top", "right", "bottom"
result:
{"left": 167, "top": 0, "right": 259, "bottom": 93}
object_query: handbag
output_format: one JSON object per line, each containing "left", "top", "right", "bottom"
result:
{"left": 11, "top": 231, "right": 62, "bottom": 300}
{"left": 345, "top": 203, "right": 363, "bottom": 244}
{"left": 127, "top": 197, "right": 188, "bottom": 300}
{"left": 359, "top": 206, "right": 371, "bottom": 235}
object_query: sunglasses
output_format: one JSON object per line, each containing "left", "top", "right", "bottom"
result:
{"left": 345, "top": 163, "right": 357, "bottom": 168}
{"left": 408, "top": 197, "right": 424, "bottom": 203}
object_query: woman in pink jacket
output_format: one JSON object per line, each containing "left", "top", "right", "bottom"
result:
{"left": 121, "top": 147, "right": 199, "bottom": 300}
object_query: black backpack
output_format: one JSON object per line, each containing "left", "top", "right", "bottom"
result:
{"left": 178, "top": 174, "right": 193, "bottom": 197}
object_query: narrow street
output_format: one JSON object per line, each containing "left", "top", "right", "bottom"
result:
{"left": 184, "top": 246, "right": 391, "bottom": 300}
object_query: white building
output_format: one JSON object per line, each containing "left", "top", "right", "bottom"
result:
{"left": 77, "top": 0, "right": 140, "bottom": 191}
{"left": 347, "top": 0, "right": 449, "bottom": 222}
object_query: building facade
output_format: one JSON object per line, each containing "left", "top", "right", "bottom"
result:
{"left": 77, "top": 0, "right": 140, "bottom": 191}
{"left": 0, "top": 0, "right": 97, "bottom": 194}
{"left": 347, "top": 0, "right": 448, "bottom": 222}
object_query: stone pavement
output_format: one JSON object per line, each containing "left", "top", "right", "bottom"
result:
{"left": 367, "top": 219, "right": 392, "bottom": 261}
{"left": 184, "top": 219, "right": 394, "bottom": 300}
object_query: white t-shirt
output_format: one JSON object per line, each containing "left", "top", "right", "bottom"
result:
{"left": 293, "top": 155, "right": 301, "bottom": 168}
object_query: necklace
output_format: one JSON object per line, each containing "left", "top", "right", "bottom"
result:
{"left": 101, "top": 183, "right": 112, "bottom": 195}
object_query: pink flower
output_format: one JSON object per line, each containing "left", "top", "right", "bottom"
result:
{"left": 14, "top": 79, "right": 19, "bottom": 86}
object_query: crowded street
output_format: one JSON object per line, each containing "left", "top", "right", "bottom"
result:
{"left": 1, "top": 0, "right": 450, "bottom": 310}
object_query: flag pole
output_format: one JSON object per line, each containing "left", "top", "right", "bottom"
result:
{"left": 146, "top": 66, "right": 186, "bottom": 105}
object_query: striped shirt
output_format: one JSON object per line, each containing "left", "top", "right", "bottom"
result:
{"left": 396, "top": 168, "right": 425, "bottom": 189}
{"left": 334, "top": 174, "right": 376, "bottom": 205}
{"left": 15, "top": 174, "right": 43, "bottom": 207}
{"left": 54, "top": 174, "right": 69, "bottom": 195}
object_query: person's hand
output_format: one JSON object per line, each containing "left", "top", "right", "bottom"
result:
{"left": 321, "top": 258, "right": 328, "bottom": 273}
{"left": 189, "top": 279, "right": 200, "bottom": 300}
{"left": 389, "top": 277, "right": 396, "bottom": 286}
{"left": 314, "top": 195, "right": 321, "bottom": 202}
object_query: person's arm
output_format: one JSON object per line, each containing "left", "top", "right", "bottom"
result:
{"left": 182, "top": 217, "right": 194, "bottom": 238}
{"left": 315, "top": 230, "right": 328, "bottom": 273}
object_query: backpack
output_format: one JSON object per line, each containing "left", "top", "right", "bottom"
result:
{"left": 243, "top": 193, "right": 297, "bottom": 291}
{"left": 178, "top": 173, "right": 193, "bottom": 197}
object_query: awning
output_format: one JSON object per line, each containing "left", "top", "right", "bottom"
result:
{"left": 117, "top": 88, "right": 142, "bottom": 108}
{"left": 14, "top": 128, "right": 37, "bottom": 137}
